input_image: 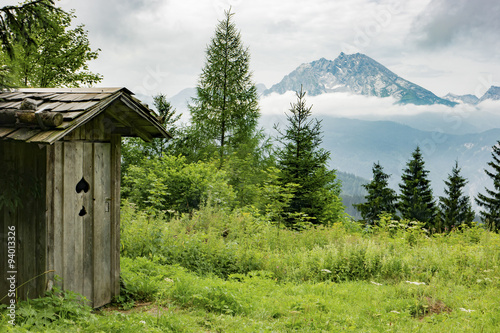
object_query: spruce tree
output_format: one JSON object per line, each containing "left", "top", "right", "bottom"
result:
{"left": 475, "top": 141, "right": 500, "bottom": 232}
{"left": 398, "top": 146, "right": 437, "bottom": 228}
{"left": 439, "top": 161, "right": 475, "bottom": 231}
{"left": 189, "top": 9, "right": 259, "bottom": 167}
{"left": 355, "top": 162, "right": 398, "bottom": 225}
{"left": 275, "top": 87, "right": 343, "bottom": 226}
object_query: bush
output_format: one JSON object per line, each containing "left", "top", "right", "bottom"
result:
{"left": 122, "top": 155, "right": 235, "bottom": 214}
{"left": 120, "top": 201, "right": 167, "bottom": 258}
{"left": 117, "top": 257, "right": 173, "bottom": 309}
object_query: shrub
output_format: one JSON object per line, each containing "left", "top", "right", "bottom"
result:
{"left": 122, "top": 155, "right": 235, "bottom": 214}
{"left": 1, "top": 284, "right": 92, "bottom": 330}
{"left": 120, "top": 200, "right": 167, "bottom": 258}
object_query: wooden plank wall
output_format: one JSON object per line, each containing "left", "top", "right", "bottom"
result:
{"left": 63, "top": 113, "right": 111, "bottom": 142}
{"left": 1, "top": 112, "right": 121, "bottom": 307}
{"left": 110, "top": 134, "right": 121, "bottom": 298}
{"left": 82, "top": 142, "right": 94, "bottom": 302}
{"left": 0, "top": 141, "right": 47, "bottom": 303}
{"left": 45, "top": 116, "right": 120, "bottom": 307}
{"left": 93, "top": 143, "right": 111, "bottom": 307}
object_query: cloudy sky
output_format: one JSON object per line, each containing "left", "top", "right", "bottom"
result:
{"left": 6, "top": 0, "right": 497, "bottom": 107}
{"left": 39, "top": 0, "right": 498, "bottom": 101}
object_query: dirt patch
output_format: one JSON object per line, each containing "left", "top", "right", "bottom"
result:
{"left": 426, "top": 297, "right": 452, "bottom": 315}
{"left": 100, "top": 302, "right": 169, "bottom": 315}
{"left": 418, "top": 297, "right": 452, "bottom": 319}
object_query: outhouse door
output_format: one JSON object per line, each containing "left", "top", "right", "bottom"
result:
{"left": 51, "top": 141, "right": 113, "bottom": 307}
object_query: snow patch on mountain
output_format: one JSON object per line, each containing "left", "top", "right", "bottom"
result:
{"left": 264, "top": 52, "right": 456, "bottom": 107}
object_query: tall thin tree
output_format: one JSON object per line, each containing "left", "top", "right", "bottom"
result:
{"left": 189, "top": 9, "right": 259, "bottom": 167}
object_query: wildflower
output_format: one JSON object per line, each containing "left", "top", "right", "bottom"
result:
{"left": 371, "top": 281, "right": 382, "bottom": 286}
{"left": 140, "top": 320, "right": 146, "bottom": 324}
{"left": 405, "top": 281, "right": 426, "bottom": 285}
{"left": 459, "top": 308, "right": 474, "bottom": 313}
{"left": 390, "top": 310, "right": 400, "bottom": 314}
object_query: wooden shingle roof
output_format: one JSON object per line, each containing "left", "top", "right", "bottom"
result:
{"left": 0, "top": 87, "right": 171, "bottom": 143}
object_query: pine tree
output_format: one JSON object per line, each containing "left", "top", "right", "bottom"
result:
{"left": 398, "top": 146, "right": 437, "bottom": 228}
{"left": 475, "top": 141, "right": 500, "bottom": 232}
{"left": 189, "top": 9, "right": 259, "bottom": 167}
{"left": 275, "top": 87, "right": 343, "bottom": 226}
{"left": 439, "top": 161, "right": 475, "bottom": 231}
{"left": 355, "top": 162, "right": 398, "bottom": 225}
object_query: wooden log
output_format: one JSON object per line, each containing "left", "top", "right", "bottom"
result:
{"left": 0, "top": 110, "right": 63, "bottom": 127}
{"left": 18, "top": 111, "right": 63, "bottom": 127}
{"left": 0, "top": 109, "right": 17, "bottom": 124}
{"left": 20, "top": 98, "right": 38, "bottom": 110}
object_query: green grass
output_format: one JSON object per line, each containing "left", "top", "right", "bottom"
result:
{"left": 2, "top": 204, "right": 500, "bottom": 332}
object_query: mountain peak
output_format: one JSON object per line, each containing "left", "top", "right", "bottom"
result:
{"left": 479, "top": 86, "right": 500, "bottom": 103}
{"left": 443, "top": 93, "right": 479, "bottom": 105}
{"left": 264, "top": 53, "right": 456, "bottom": 107}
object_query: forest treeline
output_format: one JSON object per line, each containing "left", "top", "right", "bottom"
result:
{"left": 2, "top": 2, "right": 500, "bottom": 232}
{"left": 118, "top": 10, "right": 500, "bottom": 232}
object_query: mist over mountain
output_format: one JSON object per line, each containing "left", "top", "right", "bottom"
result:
{"left": 442, "top": 87, "right": 500, "bottom": 105}
{"left": 168, "top": 87, "right": 196, "bottom": 115}
{"left": 263, "top": 115, "right": 498, "bottom": 207}
{"left": 336, "top": 171, "right": 368, "bottom": 220}
{"left": 443, "top": 93, "right": 479, "bottom": 105}
{"left": 263, "top": 53, "right": 457, "bottom": 107}
{"left": 256, "top": 83, "right": 267, "bottom": 96}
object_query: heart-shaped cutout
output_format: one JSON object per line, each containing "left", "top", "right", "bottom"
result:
{"left": 76, "top": 177, "right": 90, "bottom": 193}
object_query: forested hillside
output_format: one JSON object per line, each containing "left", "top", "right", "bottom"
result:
{"left": 337, "top": 171, "right": 368, "bottom": 219}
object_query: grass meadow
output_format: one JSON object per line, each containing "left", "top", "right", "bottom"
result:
{"left": 2, "top": 203, "right": 500, "bottom": 332}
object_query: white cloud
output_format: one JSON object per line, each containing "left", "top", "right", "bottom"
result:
{"left": 261, "top": 91, "right": 446, "bottom": 117}
{"left": 260, "top": 92, "right": 500, "bottom": 135}
{"left": 410, "top": 0, "right": 500, "bottom": 50}
{"left": 50, "top": 0, "right": 499, "bottom": 103}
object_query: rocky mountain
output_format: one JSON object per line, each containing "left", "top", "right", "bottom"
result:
{"left": 443, "top": 93, "right": 479, "bottom": 105}
{"left": 263, "top": 52, "right": 456, "bottom": 106}
{"left": 442, "top": 87, "right": 500, "bottom": 105}
{"left": 256, "top": 83, "right": 267, "bottom": 96}
{"left": 478, "top": 86, "right": 500, "bottom": 103}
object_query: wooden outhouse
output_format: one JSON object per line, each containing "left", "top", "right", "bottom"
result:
{"left": 0, "top": 88, "right": 170, "bottom": 307}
